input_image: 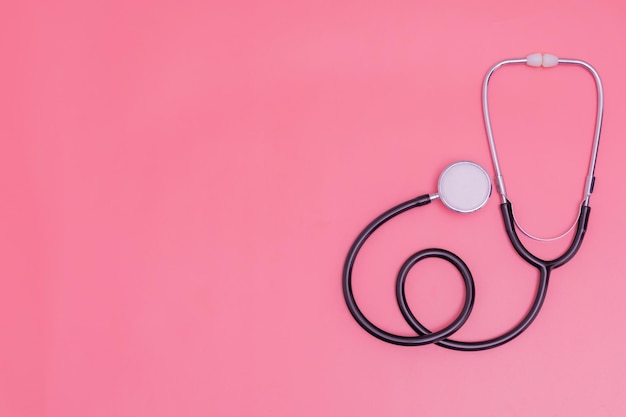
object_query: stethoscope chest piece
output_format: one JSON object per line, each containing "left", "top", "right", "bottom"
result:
{"left": 437, "top": 161, "right": 492, "bottom": 213}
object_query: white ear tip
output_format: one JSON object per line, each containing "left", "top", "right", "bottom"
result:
{"left": 542, "top": 53, "right": 559, "bottom": 67}
{"left": 526, "top": 53, "right": 542, "bottom": 67}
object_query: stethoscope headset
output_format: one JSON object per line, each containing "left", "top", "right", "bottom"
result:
{"left": 342, "top": 53, "right": 604, "bottom": 351}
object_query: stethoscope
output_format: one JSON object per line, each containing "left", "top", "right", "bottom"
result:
{"left": 342, "top": 53, "right": 604, "bottom": 351}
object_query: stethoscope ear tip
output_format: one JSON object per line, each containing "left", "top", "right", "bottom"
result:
{"left": 526, "top": 53, "right": 559, "bottom": 68}
{"left": 437, "top": 161, "right": 491, "bottom": 213}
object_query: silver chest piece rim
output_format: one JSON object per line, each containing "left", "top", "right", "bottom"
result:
{"left": 437, "top": 161, "right": 492, "bottom": 213}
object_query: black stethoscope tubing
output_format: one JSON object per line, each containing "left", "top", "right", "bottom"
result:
{"left": 342, "top": 196, "right": 590, "bottom": 351}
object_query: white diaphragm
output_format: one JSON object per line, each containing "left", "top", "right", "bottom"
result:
{"left": 438, "top": 161, "right": 492, "bottom": 213}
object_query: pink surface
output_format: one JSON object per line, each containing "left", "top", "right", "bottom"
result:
{"left": 2, "top": 1, "right": 626, "bottom": 416}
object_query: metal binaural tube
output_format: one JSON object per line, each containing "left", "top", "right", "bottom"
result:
{"left": 481, "top": 54, "right": 604, "bottom": 241}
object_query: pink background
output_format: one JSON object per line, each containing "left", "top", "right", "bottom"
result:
{"left": 2, "top": 1, "right": 626, "bottom": 416}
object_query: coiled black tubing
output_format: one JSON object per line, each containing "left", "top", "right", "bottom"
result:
{"left": 342, "top": 194, "right": 590, "bottom": 351}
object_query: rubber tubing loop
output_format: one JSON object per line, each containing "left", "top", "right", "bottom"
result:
{"left": 342, "top": 194, "right": 475, "bottom": 346}
{"left": 343, "top": 197, "right": 589, "bottom": 351}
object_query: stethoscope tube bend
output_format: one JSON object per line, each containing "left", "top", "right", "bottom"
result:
{"left": 342, "top": 197, "right": 590, "bottom": 351}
